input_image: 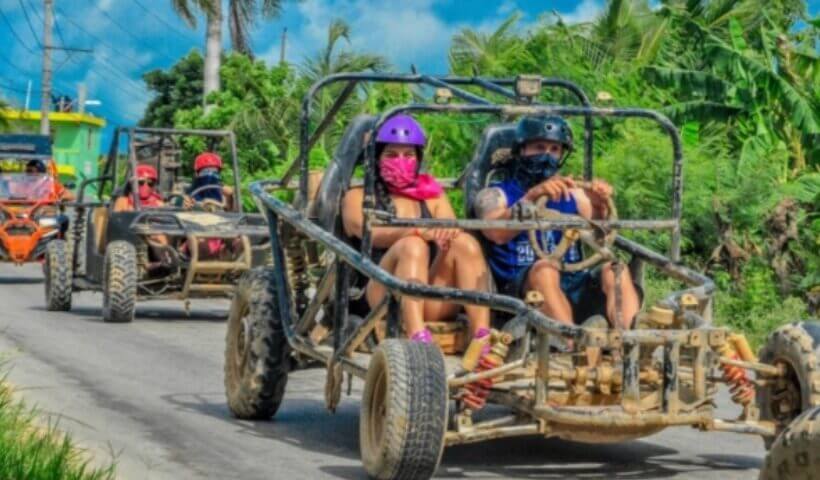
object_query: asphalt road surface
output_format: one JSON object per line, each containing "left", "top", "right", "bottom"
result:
{"left": 0, "top": 263, "right": 767, "bottom": 479}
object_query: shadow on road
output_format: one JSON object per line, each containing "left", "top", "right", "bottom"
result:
{"left": 160, "top": 382, "right": 761, "bottom": 480}
{"left": 27, "top": 305, "right": 228, "bottom": 323}
{"left": 161, "top": 388, "right": 361, "bottom": 460}
{"left": 0, "top": 275, "right": 43, "bottom": 285}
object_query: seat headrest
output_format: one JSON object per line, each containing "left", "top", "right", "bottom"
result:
{"left": 311, "top": 115, "right": 377, "bottom": 231}
{"left": 463, "top": 124, "right": 517, "bottom": 218}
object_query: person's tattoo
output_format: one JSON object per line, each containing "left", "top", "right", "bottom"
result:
{"left": 475, "top": 187, "right": 505, "bottom": 218}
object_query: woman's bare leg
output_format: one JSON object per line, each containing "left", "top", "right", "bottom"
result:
{"left": 425, "top": 232, "right": 491, "bottom": 336}
{"left": 366, "top": 235, "right": 430, "bottom": 336}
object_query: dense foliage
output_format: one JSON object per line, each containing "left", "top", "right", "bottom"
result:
{"left": 141, "top": 1, "right": 819, "bottom": 343}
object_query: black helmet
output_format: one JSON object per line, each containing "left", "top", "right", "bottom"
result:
{"left": 26, "top": 159, "right": 46, "bottom": 173}
{"left": 513, "top": 115, "right": 574, "bottom": 157}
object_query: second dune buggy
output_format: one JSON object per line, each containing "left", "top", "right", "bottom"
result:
{"left": 0, "top": 134, "right": 72, "bottom": 266}
{"left": 43, "top": 127, "right": 270, "bottom": 321}
{"left": 224, "top": 74, "right": 819, "bottom": 480}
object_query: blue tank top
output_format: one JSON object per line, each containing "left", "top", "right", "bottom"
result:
{"left": 487, "top": 179, "right": 583, "bottom": 282}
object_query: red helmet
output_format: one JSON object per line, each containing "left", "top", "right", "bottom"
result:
{"left": 194, "top": 152, "right": 223, "bottom": 172}
{"left": 135, "top": 164, "right": 158, "bottom": 181}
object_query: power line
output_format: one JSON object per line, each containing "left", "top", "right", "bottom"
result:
{"left": 28, "top": 0, "right": 70, "bottom": 67}
{"left": 54, "top": 5, "right": 146, "bottom": 67}
{"left": 0, "top": 78, "right": 28, "bottom": 94}
{"left": 51, "top": 6, "right": 152, "bottom": 98}
{"left": 18, "top": 0, "right": 42, "bottom": 47}
{"left": 98, "top": 9, "right": 177, "bottom": 64}
{"left": 0, "top": 8, "right": 38, "bottom": 54}
{"left": 0, "top": 51, "right": 31, "bottom": 77}
{"left": 131, "top": 0, "right": 200, "bottom": 43}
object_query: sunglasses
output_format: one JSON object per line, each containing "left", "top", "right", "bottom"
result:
{"left": 138, "top": 179, "right": 156, "bottom": 187}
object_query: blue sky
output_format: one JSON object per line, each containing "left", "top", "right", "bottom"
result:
{"left": 1, "top": 0, "right": 818, "bottom": 137}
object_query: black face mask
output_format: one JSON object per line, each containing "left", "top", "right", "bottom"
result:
{"left": 512, "top": 153, "right": 562, "bottom": 189}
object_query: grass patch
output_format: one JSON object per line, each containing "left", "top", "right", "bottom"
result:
{"left": 0, "top": 379, "right": 115, "bottom": 480}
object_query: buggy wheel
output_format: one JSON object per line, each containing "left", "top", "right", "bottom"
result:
{"left": 360, "top": 339, "right": 447, "bottom": 480}
{"left": 102, "top": 241, "right": 137, "bottom": 323}
{"left": 759, "top": 405, "right": 820, "bottom": 480}
{"left": 224, "top": 267, "right": 290, "bottom": 420}
{"left": 758, "top": 321, "right": 820, "bottom": 448}
{"left": 44, "top": 240, "right": 72, "bottom": 311}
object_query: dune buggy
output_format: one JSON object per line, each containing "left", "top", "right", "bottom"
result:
{"left": 43, "top": 127, "right": 270, "bottom": 321}
{"left": 0, "top": 134, "right": 71, "bottom": 266}
{"left": 224, "top": 74, "right": 820, "bottom": 480}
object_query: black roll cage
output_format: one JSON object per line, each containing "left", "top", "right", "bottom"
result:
{"left": 251, "top": 73, "right": 705, "bottom": 365}
{"left": 92, "top": 126, "right": 243, "bottom": 213}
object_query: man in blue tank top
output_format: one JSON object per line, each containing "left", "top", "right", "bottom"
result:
{"left": 473, "top": 116, "right": 640, "bottom": 329}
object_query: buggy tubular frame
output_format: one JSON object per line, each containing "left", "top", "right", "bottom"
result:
{"left": 249, "top": 73, "right": 735, "bottom": 436}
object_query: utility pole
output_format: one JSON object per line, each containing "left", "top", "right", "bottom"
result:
{"left": 279, "top": 27, "right": 287, "bottom": 65}
{"left": 40, "top": 0, "right": 53, "bottom": 135}
{"left": 24, "top": 80, "right": 32, "bottom": 110}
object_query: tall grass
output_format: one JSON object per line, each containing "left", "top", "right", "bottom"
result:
{"left": 0, "top": 380, "right": 115, "bottom": 480}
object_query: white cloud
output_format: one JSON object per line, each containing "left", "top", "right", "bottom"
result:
{"left": 259, "top": 0, "right": 534, "bottom": 74}
{"left": 561, "top": 0, "right": 603, "bottom": 24}
{"left": 496, "top": 0, "right": 517, "bottom": 15}
{"left": 260, "top": 0, "right": 454, "bottom": 72}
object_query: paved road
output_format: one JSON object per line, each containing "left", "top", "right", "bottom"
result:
{"left": 0, "top": 263, "right": 766, "bottom": 479}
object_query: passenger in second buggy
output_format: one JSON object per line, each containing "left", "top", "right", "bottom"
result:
{"left": 341, "top": 114, "right": 492, "bottom": 345}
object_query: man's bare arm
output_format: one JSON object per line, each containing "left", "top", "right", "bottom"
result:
{"left": 475, "top": 187, "right": 518, "bottom": 245}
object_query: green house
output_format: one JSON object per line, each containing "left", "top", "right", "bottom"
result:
{"left": 0, "top": 109, "right": 106, "bottom": 195}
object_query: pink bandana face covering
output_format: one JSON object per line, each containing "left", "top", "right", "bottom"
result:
{"left": 379, "top": 156, "right": 443, "bottom": 200}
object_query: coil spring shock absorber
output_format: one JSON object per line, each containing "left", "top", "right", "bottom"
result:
{"left": 461, "top": 338, "right": 510, "bottom": 411}
{"left": 282, "top": 223, "right": 309, "bottom": 314}
{"left": 137, "top": 244, "right": 149, "bottom": 277}
{"left": 717, "top": 342, "right": 755, "bottom": 406}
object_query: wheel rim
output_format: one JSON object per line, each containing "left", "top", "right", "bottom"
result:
{"left": 770, "top": 359, "right": 802, "bottom": 423}
{"left": 233, "top": 303, "right": 252, "bottom": 374}
{"left": 366, "top": 366, "right": 387, "bottom": 451}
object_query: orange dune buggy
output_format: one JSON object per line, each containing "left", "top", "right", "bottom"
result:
{"left": 0, "top": 135, "right": 72, "bottom": 265}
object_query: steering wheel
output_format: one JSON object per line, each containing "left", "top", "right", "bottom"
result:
{"left": 524, "top": 181, "right": 618, "bottom": 272}
{"left": 167, "top": 185, "right": 226, "bottom": 213}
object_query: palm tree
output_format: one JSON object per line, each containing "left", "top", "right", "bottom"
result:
{"left": 171, "top": 0, "right": 284, "bottom": 103}
{"left": 300, "top": 19, "right": 388, "bottom": 151}
{"left": 449, "top": 13, "right": 531, "bottom": 76}
{"left": 300, "top": 19, "right": 387, "bottom": 82}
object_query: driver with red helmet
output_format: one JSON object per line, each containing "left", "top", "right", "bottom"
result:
{"left": 182, "top": 152, "right": 234, "bottom": 210}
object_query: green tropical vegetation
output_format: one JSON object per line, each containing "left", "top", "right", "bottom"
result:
{"left": 170, "top": 0, "right": 286, "bottom": 103}
{"left": 0, "top": 377, "right": 115, "bottom": 480}
{"left": 141, "top": 0, "right": 819, "bottom": 345}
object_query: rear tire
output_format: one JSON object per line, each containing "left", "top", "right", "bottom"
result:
{"left": 758, "top": 321, "right": 820, "bottom": 448}
{"left": 224, "top": 267, "right": 290, "bottom": 420}
{"left": 102, "top": 241, "right": 137, "bottom": 323}
{"left": 759, "top": 405, "right": 820, "bottom": 480}
{"left": 44, "top": 240, "right": 72, "bottom": 311}
{"left": 360, "top": 339, "right": 448, "bottom": 480}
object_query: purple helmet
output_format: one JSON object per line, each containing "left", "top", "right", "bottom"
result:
{"left": 375, "top": 114, "right": 426, "bottom": 147}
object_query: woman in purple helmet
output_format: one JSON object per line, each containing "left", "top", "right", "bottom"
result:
{"left": 342, "top": 114, "right": 491, "bottom": 344}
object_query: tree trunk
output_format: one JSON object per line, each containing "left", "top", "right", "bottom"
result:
{"left": 203, "top": 1, "right": 222, "bottom": 111}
